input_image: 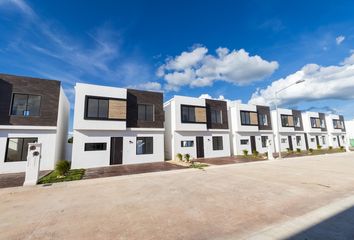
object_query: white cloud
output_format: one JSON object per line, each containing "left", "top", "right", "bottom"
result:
{"left": 0, "top": 0, "right": 36, "bottom": 18}
{"left": 199, "top": 94, "right": 227, "bottom": 100}
{"left": 158, "top": 46, "right": 279, "bottom": 91}
{"left": 342, "top": 52, "right": 354, "bottom": 65}
{"left": 127, "top": 82, "right": 162, "bottom": 91}
{"left": 336, "top": 35, "right": 345, "bottom": 45}
{"left": 249, "top": 53, "right": 354, "bottom": 106}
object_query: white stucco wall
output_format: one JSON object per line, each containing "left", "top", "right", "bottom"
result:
{"left": 306, "top": 133, "right": 329, "bottom": 149}
{"left": 55, "top": 87, "right": 70, "bottom": 162}
{"left": 163, "top": 102, "right": 173, "bottom": 160}
{"left": 0, "top": 128, "right": 57, "bottom": 173}
{"left": 275, "top": 133, "right": 307, "bottom": 152}
{"left": 71, "top": 130, "right": 164, "bottom": 169}
{"left": 233, "top": 132, "right": 274, "bottom": 155}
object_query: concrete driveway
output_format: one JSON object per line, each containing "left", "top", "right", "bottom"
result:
{"left": 1, "top": 152, "right": 354, "bottom": 240}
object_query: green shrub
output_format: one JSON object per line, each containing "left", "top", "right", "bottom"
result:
{"left": 176, "top": 153, "right": 183, "bottom": 161}
{"left": 328, "top": 146, "right": 333, "bottom": 150}
{"left": 296, "top": 148, "right": 301, "bottom": 153}
{"left": 317, "top": 145, "right": 322, "bottom": 150}
{"left": 184, "top": 153, "right": 191, "bottom": 162}
{"left": 340, "top": 146, "right": 344, "bottom": 151}
{"left": 55, "top": 160, "right": 70, "bottom": 176}
{"left": 252, "top": 150, "right": 259, "bottom": 157}
{"left": 243, "top": 149, "right": 248, "bottom": 156}
{"left": 309, "top": 148, "right": 314, "bottom": 153}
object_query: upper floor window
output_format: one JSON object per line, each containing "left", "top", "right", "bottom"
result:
{"left": 333, "top": 119, "right": 343, "bottom": 129}
{"left": 5, "top": 138, "right": 37, "bottom": 162}
{"left": 281, "top": 115, "right": 294, "bottom": 127}
{"left": 211, "top": 109, "right": 222, "bottom": 124}
{"left": 320, "top": 119, "right": 326, "bottom": 128}
{"left": 240, "top": 111, "right": 258, "bottom": 125}
{"left": 85, "top": 96, "right": 126, "bottom": 120}
{"left": 138, "top": 104, "right": 154, "bottom": 121}
{"left": 294, "top": 116, "right": 301, "bottom": 127}
{"left": 11, "top": 94, "right": 41, "bottom": 117}
{"left": 181, "top": 105, "right": 206, "bottom": 123}
{"left": 310, "top": 117, "right": 320, "bottom": 128}
{"left": 258, "top": 114, "right": 268, "bottom": 126}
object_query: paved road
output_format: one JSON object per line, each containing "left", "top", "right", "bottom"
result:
{"left": 1, "top": 152, "right": 354, "bottom": 240}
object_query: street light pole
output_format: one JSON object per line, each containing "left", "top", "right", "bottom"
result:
{"left": 274, "top": 79, "right": 305, "bottom": 159}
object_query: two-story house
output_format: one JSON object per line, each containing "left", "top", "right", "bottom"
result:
{"left": 230, "top": 102, "right": 274, "bottom": 155}
{"left": 302, "top": 111, "right": 329, "bottom": 149}
{"left": 0, "top": 74, "right": 69, "bottom": 173}
{"left": 164, "top": 96, "right": 230, "bottom": 160}
{"left": 326, "top": 114, "right": 347, "bottom": 148}
{"left": 71, "top": 83, "right": 164, "bottom": 169}
{"left": 271, "top": 108, "right": 307, "bottom": 152}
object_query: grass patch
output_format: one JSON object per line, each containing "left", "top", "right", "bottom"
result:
{"left": 189, "top": 163, "right": 209, "bottom": 170}
{"left": 38, "top": 169, "right": 85, "bottom": 184}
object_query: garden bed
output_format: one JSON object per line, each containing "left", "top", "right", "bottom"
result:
{"left": 38, "top": 169, "right": 85, "bottom": 184}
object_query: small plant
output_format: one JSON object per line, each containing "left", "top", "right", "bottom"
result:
{"left": 328, "top": 146, "right": 333, "bottom": 150}
{"left": 176, "top": 153, "right": 183, "bottom": 161}
{"left": 309, "top": 148, "right": 314, "bottom": 154}
{"left": 184, "top": 153, "right": 191, "bottom": 162}
{"left": 55, "top": 160, "right": 70, "bottom": 177}
{"left": 243, "top": 149, "right": 248, "bottom": 156}
{"left": 296, "top": 148, "right": 301, "bottom": 153}
{"left": 264, "top": 152, "right": 268, "bottom": 158}
{"left": 340, "top": 146, "right": 344, "bottom": 151}
{"left": 252, "top": 150, "right": 259, "bottom": 157}
{"left": 317, "top": 145, "right": 322, "bottom": 150}
{"left": 190, "top": 163, "right": 209, "bottom": 170}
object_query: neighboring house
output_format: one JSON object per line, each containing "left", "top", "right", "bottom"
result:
{"left": 164, "top": 96, "right": 230, "bottom": 160}
{"left": 0, "top": 73, "right": 69, "bottom": 174}
{"left": 229, "top": 102, "right": 274, "bottom": 155}
{"left": 301, "top": 111, "right": 329, "bottom": 149}
{"left": 326, "top": 114, "right": 347, "bottom": 148}
{"left": 345, "top": 120, "right": 354, "bottom": 147}
{"left": 71, "top": 83, "right": 164, "bottom": 169}
{"left": 271, "top": 108, "right": 307, "bottom": 152}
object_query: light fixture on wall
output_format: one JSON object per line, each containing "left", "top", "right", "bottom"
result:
{"left": 129, "top": 140, "right": 133, "bottom": 144}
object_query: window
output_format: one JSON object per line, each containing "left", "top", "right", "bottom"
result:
{"left": 281, "top": 138, "right": 287, "bottom": 143}
{"left": 181, "top": 105, "right": 196, "bottom": 122}
{"left": 211, "top": 110, "right": 222, "bottom": 124}
{"left": 240, "top": 139, "right": 249, "bottom": 145}
{"left": 5, "top": 138, "right": 37, "bottom": 162}
{"left": 296, "top": 136, "right": 301, "bottom": 146}
{"left": 320, "top": 119, "right": 326, "bottom": 128}
{"left": 259, "top": 114, "right": 268, "bottom": 126}
{"left": 261, "top": 136, "right": 268, "bottom": 148}
{"left": 311, "top": 138, "right": 315, "bottom": 143}
{"left": 333, "top": 119, "right": 343, "bottom": 129}
{"left": 212, "top": 136, "right": 223, "bottom": 150}
{"left": 281, "top": 115, "right": 294, "bottom": 127}
{"left": 294, "top": 117, "right": 301, "bottom": 127}
{"left": 181, "top": 105, "right": 206, "bottom": 123}
{"left": 322, "top": 136, "right": 326, "bottom": 145}
{"left": 136, "top": 137, "right": 153, "bottom": 155}
{"left": 85, "top": 96, "right": 126, "bottom": 120}
{"left": 138, "top": 104, "right": 154, "bottom": 121}
{"left": 11, "top": 94, "right": 41, "bottom": 116}
{"left": 240, "top": 111, "right": 258, "bottom": 125}
{"left": 181, "top": 141, "right": 194, "bottom": 147}
{"left": 84, "top": 143, "right": 107, "bottom": 151}
{"left": 310, "top": 117, "right": 321, "bottom": 128}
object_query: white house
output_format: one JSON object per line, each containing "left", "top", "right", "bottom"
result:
{"left": 164, "top": 96, "right": 230, "bottom": 160}
{"left": 326, "top": 114, "right": 347, "bottom": 148}
{"left": 271, "top": 108, "right": 307, "bottom": 152}
{"left": 0, "top": 74, "right": 69, "bottom": 174}
{"left": 301, "top": 111, "right": 329, "bottom": 149}
{"left": 71, "top": 83, "right": 164, "bottom": 169}
{"left": 230, "top": 102, "right": 274, "bottom": 155}
{"left": 345, "top": 120, "right": 354, "bottom": 147}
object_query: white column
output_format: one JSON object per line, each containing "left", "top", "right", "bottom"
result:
{"left": 23, "top": 143, "right": 42, "bottom": 186}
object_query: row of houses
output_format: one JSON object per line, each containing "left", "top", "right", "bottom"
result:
{"left": 0, "top": 74, "right": 349, "bottom": 173}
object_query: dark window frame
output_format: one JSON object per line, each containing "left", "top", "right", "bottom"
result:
{"left": 136, "top": 137, "right": 153, "bottom": 155}
{"left": 181, "top": 140, "right": 194, "bottom": 147}
{"left": 138, "top": 103, "right": 155, "bottom": 122}
{"left": 10, "top": 93, "right": 42, "bottom": 117}
{"left": 211, "top": 109, "right": 223, "bottom": 124}
{"left": 4, "top": 137, "right": 38, "bottom": 162}
{"left": 281, "top": 114, "right": 294, "bottom": 127}
{"left": 261, "top": 136, "right": 268, "bottom": 148}
{"left": 296, "top": 136, "right": 302, "bottom": 146}
{"left": 212, "top": 136, "right": 223, "bottom": 151}
{"left": 333, "top": 119, "right": 343, "bottom": 129}
{"left": 240, "top": 110, "right": 258, "bottom": 126}
{"left": 310, "top": 117, "right": 321, "bottom": 129}
{"left": 180, "top": 104, "right": 207, "bottom": 124}
{"left": 84, "top": 142, "right": 107, "bottom": 151}
{"left": 258, "top": 113, "right": 268, "bottom": 126}
{"left": 240, "top": 139, "right": 249, "bottom": 145}
{"left": 84, "top": 95, "right": 126, "bottom": 121}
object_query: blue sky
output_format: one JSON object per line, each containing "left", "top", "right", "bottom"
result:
{"left": 1, "top": 0, "right": 354, "bottom": 131}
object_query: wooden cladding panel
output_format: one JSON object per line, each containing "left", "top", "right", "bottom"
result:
{"left": 195, "top": 107, "right": 207, "bottom": 123}
{"left": 288, "top": 116, "right": 294, "bottom": 126}
{"left": 316, "top": 118, "right": 321, "bottom": 127}
{"left": 250, "top": 112, "right": 258, "bottom": 125}
{"left": 109, "top": 100, "right": 126, "bottom": 119}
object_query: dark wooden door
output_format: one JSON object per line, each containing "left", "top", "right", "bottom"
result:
{"left": 316, "top": 136, "right": 320, "bottom": 146}
{"left": 196, "top": 136, "right": 204, "bottom": 158}
{"left": 337, "top": 135, "right": 341, "bottom": 147}
{"left": 304, "top": 133, "right": 309, "bottom": 150}
{"left": 250, "top": 136, "right": 256, "bottom": 153}
{"left": 110, "top": 137, "right": 123, "bottom": 165}
{"left": 288, "top": 136, "right": 293, "bottom": 151}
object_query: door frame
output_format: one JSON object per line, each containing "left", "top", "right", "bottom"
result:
{"left": 110, "top": 137, "right": 123, "bottom": 165}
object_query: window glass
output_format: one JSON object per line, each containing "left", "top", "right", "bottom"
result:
{"left": 136, "top": 137, "right": 153, "bottom": 154}
{"left": 259, "top": 114, "right": 268, "bottom": 126}
{"left": 84, "top": 143, "right": 107, "bottom": 151}
{"left": 212, "top": 136, "right": 223, "bottom": 150}
{"left": 181, "top": 141, "right": 194, "bottom": 147}
{"left": 181, "top": 105, "right": 196, "bottom": 122}
{"left": 27, "top": 95, "right": 41, "bottom": 116}
{"left": 138, "top": 104, "right": 154, "bottom": 121}
{"left": 87, "top": 98, "right": 99, "bottom": 118}
{"left": 240, "top": 111, "right": 251, "bottom": 125}
{"left": 146, "top": 105, "right": 154, "bottom": 121}
{"left": 261, "top": 136, "right": 268, "bottom": 148}
{"left": 240, "top": 139, "right": 249, "bottom": 145}
{"left": 211, "top": 110, "right": 222, "bottom": 124}
{"left": 11, "top": 94, "right": 41, "bottom": 116}
{"left": 5, "top": 138, "right": 37, "bottom": 162}
{"left": 294, "top": 117, "right": 301, "bottom": 127}
{"left": 98, "top": 99, "right": 109, "bottom": 118}
{"left": 188, "top": 107, "right": 195, "bottom": 122}
{"left": 322, "top": 136, "right": 326, "bottom": 144}
{"left": 296, "top": 136, "right": 301, "bottom": 146}
{"left": 281, "top": 138, "right": 287, "bottom": 143}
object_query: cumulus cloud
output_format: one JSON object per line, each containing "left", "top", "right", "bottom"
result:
{"left": 157, "top": 46, "right": 279, "bottom": 91}
{"left": 198, "top": 94, "right": 226, "bottom": 100}
{"left": 342, "top": 52, "right": 354, "bottom": 65}
{"left": 336, "top": 35, "right": 345, "bottom": 45}
{"left": 127, "top": 81, "right": 162, "bottom": 91}
{"left": 249, "top": 53, "right": 354, "bottom": 106}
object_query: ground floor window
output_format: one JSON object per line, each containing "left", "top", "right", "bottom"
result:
{"left": 281, "top": 138, "right": 287, "bottom": 143}
{"left": 240, "top": 139, "right": 249, "bottom": 145}
{"left": 322, "top": 136, "right": 326, "bottom": 145}
{"left": 212, "top": 136, "right": 223, "bottom": 150}
{"left": 181, "top": 141, "right": 194, "bottom": 147}
{"left": 136, "top": 137, "right": 153, "bottom": 154}
{"left": 310, "top": 138, "right": 315, "bottom": 143}
{"left": 261, "top": 136, "right": 268, "bottom": 148}
{"left": 5, "top": 138, "right": 38, "bottom": 162}
{"left": 296, "top": 136, "right": 301, "bottom": 146}
{"left": 85, "top": 142, "right": 107, "bottom": 151}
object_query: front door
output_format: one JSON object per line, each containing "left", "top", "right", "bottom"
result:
{"left": 315, "top": 136, "right": 320, "bottom": 146}
{"left": 110, "top": 137, "right": 123, "bottom": 165}
{"left": 337, "top": 135, "right": 341, "bottom": 147}
{"left": 250, "top": 136, "right": 256, "bottom": 153}
{"left": 304, "top": 133, "right": 309, "bottom": 150}
{"left": 196, "top": 136, "right": 204, "bottom": 158}
{"left": 288, "top": 136, "right": 293, "bottom": 151}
